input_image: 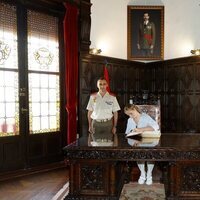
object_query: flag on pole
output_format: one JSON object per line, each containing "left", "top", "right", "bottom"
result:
{"left": 103, "top": 64, "right": 111, "bottom": 93}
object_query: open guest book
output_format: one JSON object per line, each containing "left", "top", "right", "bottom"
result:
{"left": 91, "top": 140, "right": 113, "bottom": 147}
{"left": 126, "top": 130, "right": 161, "bottom": 138}
{"left": 127, "top": 137, "right": 160, "bottom": 147}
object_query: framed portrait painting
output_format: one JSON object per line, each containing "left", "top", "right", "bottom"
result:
{"left": 127, "top": 6, "right": 164, "bottom": 61}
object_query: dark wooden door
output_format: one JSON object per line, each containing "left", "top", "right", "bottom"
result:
{"left": 0, "top": 0, "right": 66, "bottom": 174}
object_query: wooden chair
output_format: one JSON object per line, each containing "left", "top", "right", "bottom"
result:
{"left": 126, "top": 93, "right": 161, "bottom": 182}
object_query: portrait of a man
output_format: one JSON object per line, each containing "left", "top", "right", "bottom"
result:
{"left": 137, "top": 13, "right": 156, "bottom": 57}
{"left": 127, "top": 6, "right": 164, "bottom": 61}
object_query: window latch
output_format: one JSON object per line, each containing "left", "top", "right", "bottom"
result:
{"left": 21, "top": 108, "right": 28, "bottom": 114}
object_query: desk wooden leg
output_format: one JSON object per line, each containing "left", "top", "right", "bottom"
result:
{"left": 168, "top": 162, "right": 177, "bottom": 199}
{"left": 68, "top": 161, "right": 75, "bottom": 195}
{"left": 110, "top": 162, "right": 116, "bottom": 196}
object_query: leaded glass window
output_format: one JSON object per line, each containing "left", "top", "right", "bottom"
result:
{"left": 0, "top": 2, "right": 61, "bottom": 137}
{"left": 29, "top": 73, "right": 60, "bottom": 134}
{"left": 27, "top": 10, "right": 60, "bottom": 134}
{"left": 0, "top": 2, "right": 19, "bottom": 137}
{"left": 27, "top": 10, "right": 59, "bottom": 72}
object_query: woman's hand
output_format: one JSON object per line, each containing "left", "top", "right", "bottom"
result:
{"left": 134, "top": 128, "right": 143, "bottom": 133}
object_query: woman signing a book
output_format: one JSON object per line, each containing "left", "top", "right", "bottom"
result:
{"left": 124, "top": 104, "right": 160, "bottom": 185}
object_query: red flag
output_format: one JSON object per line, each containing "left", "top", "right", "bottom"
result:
{"left": 104, "top": 65, "right": 111, "bottom": 92}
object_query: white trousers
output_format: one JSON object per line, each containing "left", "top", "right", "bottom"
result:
{"left": 137, "top": 161, "right": 155, "bottom": 178}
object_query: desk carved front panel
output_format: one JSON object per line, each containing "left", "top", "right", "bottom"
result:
{"left": 75, "top": 161, "right": 110, "bottom": 196}
{"left": 177, "top": 161, "right": 200, "bottom": 198}
{"left": 81, "top": 164, "right": 105, "bottom": 191}
{"left": 65, "top": 160, "right": 124, "bottom": 200}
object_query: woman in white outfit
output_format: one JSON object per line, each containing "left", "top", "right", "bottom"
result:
{"left": 124, "top": 104, "right": 160, "bottom": 185}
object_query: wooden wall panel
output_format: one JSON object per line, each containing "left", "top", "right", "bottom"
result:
{"left": 79, "top": 54, "right": 144, "bottom": 136}
{"left": 79, "top": 54, "right": 200, "bottom": 135}
{"left": 28, "top": 134, "right": 63, "bottom": 166}
{"left": 0, "top": 138, "right": 24, "bottom": 171}
{"left": 149, "top": 56, "right": 200, "bottom": 133}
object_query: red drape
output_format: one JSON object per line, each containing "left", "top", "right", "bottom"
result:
{"left": 104, "top": 66, "right": 111, "bottom": 92}
{"left": 63, "top": 3, "right": 78, "bottom": 144}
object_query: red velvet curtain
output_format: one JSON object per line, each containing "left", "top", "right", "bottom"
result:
{"left": 63, "top": 3, "right": 78, "bottom": 144}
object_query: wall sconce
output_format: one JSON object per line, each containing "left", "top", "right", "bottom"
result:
{"left": 89, "top": 48, "right": 102, "bottom": 55}
{"left": 191, "top": 49, "right": 200, "bottom": 55}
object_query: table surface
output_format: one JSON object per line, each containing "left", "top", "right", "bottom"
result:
{"left": 64, "top": 133, "right": 200, "bottom": 150}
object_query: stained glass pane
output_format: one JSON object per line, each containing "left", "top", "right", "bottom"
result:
{"left": 0, "top": 3, "right": 19, "bottom": 137}
{"left": 40, "top": 74, "right": 48, "bottom": 87}
{"left": 27, "top": 10, "right": 59, "bottom": 72}
{"left": 41, "top": 103, "right": 48, "bottom": 115}
{"left": 32, "top": 117, "right": 40, "bottom": 131}
{"left": 6, "top": 103, "right": 15, "bottom": 117}
{"left": 49, "top": 89, "right": 57, "bottom": 102}
{"left": 32, "top": 103, "right": 40, "bottom": 116}
{"left": 49, "top": 75, "right": 57, "bottom": 88}
{"left": 0, "top": 88, "right": 4, "bottom": 102}
{"left": 0, "top": 71, "right": 19, "bottom": 137}
{"left": 27, "top": 9, "right": 60, "bottom": 134}
{"left": 49, "top": 103, "right": 56, "bottom": 115}
{"left": 5, "top": 87, "right": 15, "bottom": 101}
{"left": 50, "top": 116, "right": 57, "bottom": 129}
{"left": 30, "top": 73, "right": 40, "bottom": 87}
{"left": 29, "top": 73, "right": 60, "bottom": 134}
{"left": 0, "top": 103, "right": 5, "bottom": 117}
{"left": 41, "top": 117, "right": 49, "bottom": 130}
{"left": 41, "top": 89, "right": 48, "bottom": 102}
{"left": 31, "top": 88, "right": 40, "bottom": 102}
{"left": 0, "top": 3, "right": 18, "bottom": 69}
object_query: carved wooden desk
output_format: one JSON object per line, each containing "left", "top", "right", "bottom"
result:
{"left": 63, "top": 133, "right": 200, "bottom": 200}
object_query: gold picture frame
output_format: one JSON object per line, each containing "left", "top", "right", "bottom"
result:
{"left": 127, "top": 6, "right": 164, "bottom": 61}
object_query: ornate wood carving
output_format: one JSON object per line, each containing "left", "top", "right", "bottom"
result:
{"left": 64, "top": 139, "right": 200, "bottom": 161}
{"left": 181, "top": 165, "right": 200, "bottom": 192}
{"left": 81, "top": 165, "right": 104, "bottom": 190}
{"left": 65, "top": 160, "right": 121, "bottom": 200}
{"left": 65, "top": 149, "right": 200, "bottom": 161}
{"left": 130, "top": 92, "right": 160, "bottom": 105}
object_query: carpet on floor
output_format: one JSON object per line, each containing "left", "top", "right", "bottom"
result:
{"left": 53, "top": 182, "right": 165, "bottom": 200}
{"left": 119, "top": 182, "right": 165, "bottom": 200}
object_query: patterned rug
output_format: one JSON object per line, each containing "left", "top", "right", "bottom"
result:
{"left": 119, "top": 182, "right": 165, "bottom": 200}
{"left": 53, "top": 182, "right": 165, "bottom": 200}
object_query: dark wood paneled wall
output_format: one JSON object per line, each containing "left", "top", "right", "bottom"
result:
{"left": 77, "top": 0, "right": 200, "bottom": 135}
{"left": 79, "top": 54, "right": 200, "bottom": 136}
{"left": 146, "top": 56, "right": 200, "bottom": 133}
{"left": 79, "top": 54, "right": 145, "bottom": 136}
